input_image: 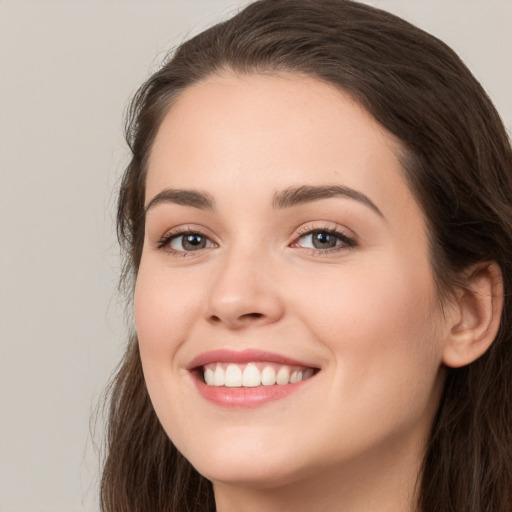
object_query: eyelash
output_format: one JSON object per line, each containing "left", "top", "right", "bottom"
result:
{"left": 292, "top": 224, "right": 358, "bottom": 255}
{"left": 155, "top": 226, "right": 217, "bottom": 256}
{"left": 156, "top": 225, "right": 357, "bottom": 257}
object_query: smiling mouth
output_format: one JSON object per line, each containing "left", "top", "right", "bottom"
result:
{"left": 188, "top": 350, "right": 320, "bottom": 407}
{"left": 201, "top": 362, "right": 316, "bottom": 387}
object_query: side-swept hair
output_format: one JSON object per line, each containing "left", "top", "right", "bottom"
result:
{"left": 102, "top": 1, "right": 512, "bottom": 510}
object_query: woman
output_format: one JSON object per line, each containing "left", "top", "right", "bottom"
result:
{"left": 101, "top": 1, "right": 512, "bottom": 510}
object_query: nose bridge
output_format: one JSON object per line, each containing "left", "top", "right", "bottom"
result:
{"left": 206, "top": 238, "right": 284, "bottom": 328}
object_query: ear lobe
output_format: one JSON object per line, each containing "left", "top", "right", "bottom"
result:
{"left": 442, "top": 262, "right": 504, "bottom": 368}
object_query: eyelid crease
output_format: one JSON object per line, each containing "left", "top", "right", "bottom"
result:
{"left": 292, "top": 225, "right": 358, "bottom": 251}
{"left": 153, "top": 222, "right": 358, "bottom": 257}
{"left": 155, "top": 225, "right": 217, "bottom": 252}
{"left": 293, "top": 221, "right": 358, "bottom": 243}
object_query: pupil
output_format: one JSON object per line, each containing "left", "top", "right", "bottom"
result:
{"left": 183, "top": 234, "right": 205, "bottom": 250}
{"left": 313, "top": 232, "right": 336, "bottom": 249}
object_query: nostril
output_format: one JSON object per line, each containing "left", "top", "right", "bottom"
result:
{"left": 246, "top": 312, "right": 263, "bottom": 318}
{"left": 209, "top": 312, "right": 264, "bottom": 325}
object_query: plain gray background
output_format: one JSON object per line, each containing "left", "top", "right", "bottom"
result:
{"left": 1, "top": 1, "right": 511, "bottom": 511}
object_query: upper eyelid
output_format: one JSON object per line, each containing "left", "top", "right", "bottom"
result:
{"left": 158, "top": 224, "right": 353, "bottom": 239}
{"left": 155, "top": 225, "right": 216, "bottom": 250}
{"left": 156, "top": 225, "right": 358, "bottom": 253}
{"left": 293, "top": 222, "right": 356, "bottom": 240}
{"left": 154, "top": 221, "right": 357, "bottom": 250}
{"left": 158, "top": 224, "right": 215, "bottom": 240}
{"left": 156, "top": 233, "right": 218, "bottom": 257}
{"left": 294, "top": 230, "right": 356, "bottom": 247}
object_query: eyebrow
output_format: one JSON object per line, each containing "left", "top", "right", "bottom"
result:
{"left": 273, "top": 185, "right": 384, "bottom": 218}
{"left": 145, "top": 188, "right": 216, "bottom": 214}
{"left": 144, "top": 184, "right": 383, "bottom": 218}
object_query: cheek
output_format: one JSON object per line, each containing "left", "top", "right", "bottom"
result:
{"left": 134, "top": 262, "right": 204, "bottom": 357}
{"left": 289, "top": 253, "right": 444, "bottom": 420}
{"left": 133, "top": 263, "right": 203, "bottom": 428}
{"left": 294, "top": 257, "right": 439, "bottom": 349}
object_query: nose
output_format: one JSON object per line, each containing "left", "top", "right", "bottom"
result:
{"left": 206, "top": 247, "right": 285, "bottom": 329}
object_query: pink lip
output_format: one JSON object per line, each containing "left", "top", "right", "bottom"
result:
{"left": 187, "top": 349, "right": 318, "bottom": 409}
{"left": 193, "top": 379, "right": 310, "bottom": 408}
{"left": 187, "top": 349, "right": 314, "bottom": 370}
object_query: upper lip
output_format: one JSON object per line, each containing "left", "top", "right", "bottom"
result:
{"left": 187, "top": 349, "right": 318, "bottom": 370}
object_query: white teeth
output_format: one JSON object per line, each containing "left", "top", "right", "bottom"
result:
{"left": 204, "top": 367, "right": 215, "bottom": 385}
{"left": 214, "top": 365, "right": 225, "bottom": 386}
{"left": 261, "top": 366, "right": 276, "bottom": 386}
{"left": 202, "top": 362, "right": 316, "bottom": 387}
{"left": 225, "top": 364, "right": 242, "bottom": 387}
{"left": 242, "top": 363, "right": 261, "bottom": 387}
{"left": 276, "top": 365, "right": 291, "bottom": 385}
{"left": 290, "top": 370, "right": 302, "bottom": 383}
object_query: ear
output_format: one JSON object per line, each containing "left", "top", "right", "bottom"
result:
{"left": 442, "top": 261, "right": 504, "bottom": 368}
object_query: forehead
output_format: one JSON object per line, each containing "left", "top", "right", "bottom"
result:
{"left": 146, "top": 72, "right": 419, "bottom": 224}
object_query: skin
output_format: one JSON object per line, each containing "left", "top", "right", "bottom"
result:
{"left": 134, "top": 72, "right": 468, "bottom": 511}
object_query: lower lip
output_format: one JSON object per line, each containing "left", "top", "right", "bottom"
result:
{"left": 192, "top": 375, "right": 311, "bottom": 408}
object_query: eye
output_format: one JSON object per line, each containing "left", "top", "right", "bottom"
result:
{"left": 293, "top": 228, "right": 357, "bottom": 252}
{"left": 157, "top": 230, "right": 216, "bottom": 254}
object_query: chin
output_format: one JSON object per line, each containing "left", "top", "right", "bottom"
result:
{"left": 179, "top": 430, "right": 308, "bottom": 488}
{"left": 195, "top": 459, "right": 307, "bottom": 490}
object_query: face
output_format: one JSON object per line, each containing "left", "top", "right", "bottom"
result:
{"left": 135, "top": 72, "right": 449, "bottom": 489}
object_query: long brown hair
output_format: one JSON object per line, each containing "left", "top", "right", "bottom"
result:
{"left": 101, "top": 1, "right": 512, "bottom": 510}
